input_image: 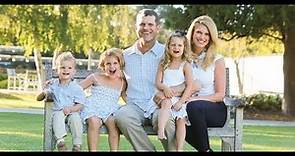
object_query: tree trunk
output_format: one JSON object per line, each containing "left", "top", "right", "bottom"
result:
{"left": 52, "top": 49, "right": 61, "bottom": 70}
{"left": 282, "top": 26, "right": 295, "bottom": 116}
{"left": 87, "top": 48, "right": 93, "bottom": 70}
{"left": 234, "top": 59, "right": 244, "bottom": 95}
{"left": 33, "top": 48, "right": 45, "bottom": 91}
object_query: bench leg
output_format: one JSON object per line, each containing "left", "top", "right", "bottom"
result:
{"left": 221, "top": 137, "right": 234, "bottom": 151}
{"left": 44, "top": 127, "right": 56, "bottom": 151}
{"left": 43, "top": 102, "right": 56, "bottom": 151}
{"left": 234, "top": 107, "right": 244, "bottom": 151}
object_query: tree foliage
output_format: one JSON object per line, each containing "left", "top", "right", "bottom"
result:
{"left": 0, "top": 5, "right": 137, "bottom": 56}
{"left": 158, "top": 4, "right": 295, "bottom": 115}
{"left": 158, "top": 5, "right": 284, "bottom": 56}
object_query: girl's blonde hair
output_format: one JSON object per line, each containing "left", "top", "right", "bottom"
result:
{"left": 55, "top": 52, "right": 76, "bottom": 68}
{"left": 186, "top": 15, "right": 219, "bottom": 70}
{"left": 161, "top": 31, "right": 192, "bottom": 70}
{"left": 98, "top": 48, "right": 125, "bottom": 71}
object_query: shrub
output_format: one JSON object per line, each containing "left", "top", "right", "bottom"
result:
{"left": 0, "top": 73, "right": 8, "bottom": 81}
{"left": 0, "top": 79, "right": 7, "bottom": 89}
{"left": 238, "top": 93, "right": 282, "bottom": 112}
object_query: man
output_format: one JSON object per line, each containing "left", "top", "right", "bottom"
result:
{"left": 114, "top": 9, "right": 177, "bottom": 151}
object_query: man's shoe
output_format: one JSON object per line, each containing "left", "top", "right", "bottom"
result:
{"left": 72, "top": 145, "right": 81, "bottom": 152}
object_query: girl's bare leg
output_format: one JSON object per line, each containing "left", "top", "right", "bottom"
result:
{"left": 158, "top": 99, "right": 172, "bottom": 140}
{"left": 86, "top": 117, "right": 102, "bottom": 152}
{"left": 105, "top": 116, "right": 120, "bottom": 152}
{"left": 176, "top": 118, "right": 186, "bottom": 151}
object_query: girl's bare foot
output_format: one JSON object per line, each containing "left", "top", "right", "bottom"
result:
{"left": 157, "top": 130, "right": 167, "bottom": 140}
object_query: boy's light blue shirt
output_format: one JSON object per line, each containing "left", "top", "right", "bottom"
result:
{"left": 46, "top": 79, "right": 86, "bottom": 111}
{"left": 123, "top": 40, "right": 164, "bottom": 117}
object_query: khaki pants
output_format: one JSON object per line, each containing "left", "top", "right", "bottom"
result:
{"left": 52, "top": 110, "right": 83, "bottom": 145}
{"left": 115, "top": 103, "right": 177, "bottom": 151}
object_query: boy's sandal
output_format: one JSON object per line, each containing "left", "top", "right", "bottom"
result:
{"left": 36, "top": 92, "right": 46, "bottom": 101}
{"left": 57, "top": 141, "right": 67, "bottom": 151}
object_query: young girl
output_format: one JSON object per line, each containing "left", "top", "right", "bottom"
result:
{"left": 155, "top": 31, "right": 194, "bottom": 151}
{"left": 79, "top": 48, "right": 126, "bottom": 152}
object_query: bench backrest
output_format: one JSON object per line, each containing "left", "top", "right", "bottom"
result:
{"left": 42, "top": 63, "right": 243, "bottom": 151}
{"left": 44, "top": 63, "right": 232, "bottom": 129}
{"left": 45, "top": 63, "right": 230, "bottom": 95}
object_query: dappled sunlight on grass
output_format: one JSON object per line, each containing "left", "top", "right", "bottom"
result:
{"left": 243, "top": 143, "right": 294, "bottom": 151}
{"left": 245, "top": 132, "right": 294, "bottom": 139}
{"left": 0, "top": 92, "right": 21, "bottom": 100}
{"left": 0, "top": 112, "right": 43, "bottom": 151}
{"left": 63, "top": 134, "right": 135, "bottom": 152}
{"left": 0, "top": 92, "right": 43, "bottom": 109}
{"left": 245, "top": 129, "right": 295, "bottom": 138}
{"left": 243, "top": 125, "right": 295, "bottom": 151}
{"left": 244, "top": 126, "right": 295, "bottom": 140}
{"left": 0, "top": 112, "right": 295, "bottom": 151}
{"left": 209, "top": 138, "right": 222, "bottom": 151}
{"left": 0, "top": 92, "right": 38, "bottom": 99}
{"left": 0, "top": 131, "right": 41, "bottom": 138}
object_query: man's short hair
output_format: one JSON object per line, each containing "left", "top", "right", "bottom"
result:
{"left": 136, "top": 9, "right": 160, "bottom": 25}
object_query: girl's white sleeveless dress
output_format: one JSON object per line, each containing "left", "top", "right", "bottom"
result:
{"left": 81, "top": 74, "right": 122, "bottom": 123}
{"left": 162, "top": 62, "right": 188, "bottom": 123}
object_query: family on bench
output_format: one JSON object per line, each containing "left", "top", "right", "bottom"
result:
{"left": 37, "top": 9, "right": 244, "bottom": 152}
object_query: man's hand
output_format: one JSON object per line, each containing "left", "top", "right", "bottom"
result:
{"left": 153, "top": 91, "right": 166, "bottom": 106}
{"left": 63, "top": 106, "right": 72, "bottom": 115}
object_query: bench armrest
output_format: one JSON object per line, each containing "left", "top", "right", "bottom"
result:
{"left": 44, "top": 94, "right": 53, "bottom": 102}
{"left": 223, "top": 97, "right": 245, "bottom": 108}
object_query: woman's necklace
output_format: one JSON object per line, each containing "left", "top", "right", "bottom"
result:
{"left": 193, "top": 48, "right": 207, "bottom": 68}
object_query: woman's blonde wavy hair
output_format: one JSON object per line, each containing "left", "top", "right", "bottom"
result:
{"left": 186, "top": 15, "right": 220, "bottom": 70}
{"left": 161, "top": 31, "right": 192, "bottom": 70}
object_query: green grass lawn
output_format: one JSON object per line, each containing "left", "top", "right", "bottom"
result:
{"left": 0, "top": 112, "right": 294, "bottom": 152}
{"left": 1, "top": 91, "right": 295, "bottom": 151}
{"left": 0, "top": 91, "right": 125, "bottom": 109}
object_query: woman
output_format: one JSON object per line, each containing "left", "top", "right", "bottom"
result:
{"left": 185, "top": 15, "right": 227, "bottom": 152}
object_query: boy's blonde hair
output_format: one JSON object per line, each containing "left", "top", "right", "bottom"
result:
{"left": 55, "top": 52, "right": 76, "bottom": 68}
{"left": 161, "top": 31, "right": 192, "bottom": 70}
{"left": 98, "top": 48, "right": 125, "bottom": 71}
{"left": 186, "top": 15, "right": 219, "bottom": 70}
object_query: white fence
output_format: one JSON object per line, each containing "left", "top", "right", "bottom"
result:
{"left": 225, "top": 55, "right": 283, "bottom": 96}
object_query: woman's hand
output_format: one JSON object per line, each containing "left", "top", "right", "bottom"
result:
{"left": 187, "top": 96, "right": 216, "bottom": 103}
{"left": 153, "top": 91, "right": 166, "bottom": 106}
{"left": 163, "top": 86, "right": 174, "bottom": 98}
{"left": 173, "top": 101, "right": 183, "bottom": 111}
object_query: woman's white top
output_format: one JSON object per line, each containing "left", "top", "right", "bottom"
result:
{"left": 192, "top": 54, "right": 223, "bottom": 96}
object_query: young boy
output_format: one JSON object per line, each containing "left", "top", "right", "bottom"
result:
{"left": 37, "top": 52, "right": 86, "bottom": 152}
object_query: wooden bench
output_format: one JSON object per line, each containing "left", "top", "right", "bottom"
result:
{"left": 41, "top": 63, "right": 245, "bottom": 151}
